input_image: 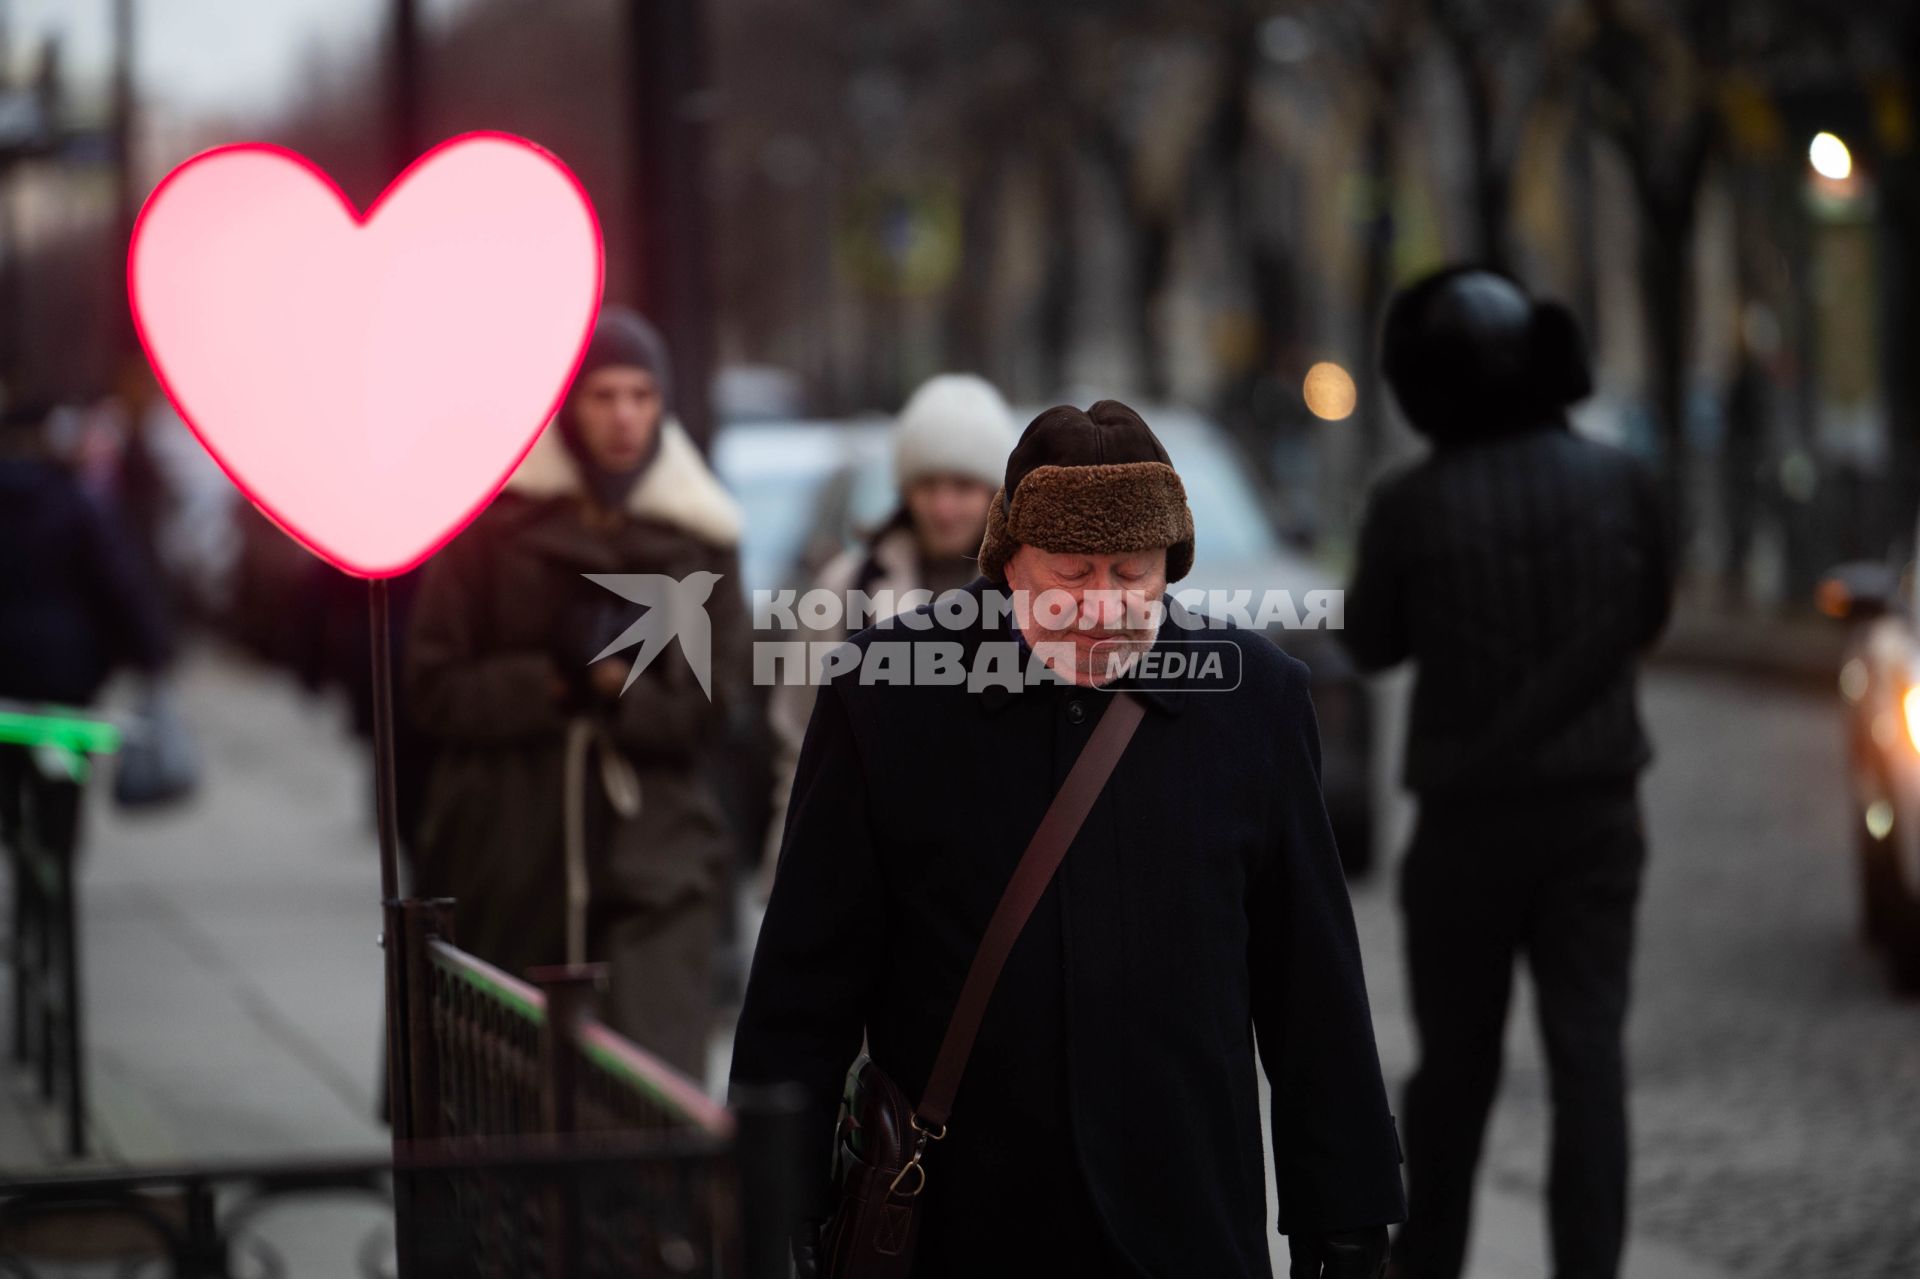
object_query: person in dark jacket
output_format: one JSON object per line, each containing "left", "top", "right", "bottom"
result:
{"left": 0, "top": 399, "right": 172, "bottom": 705}
{"left": 406, "top": 306, "right": 750, "bottom": 1079}
{"left": 1341, "top": 268, "right": 1673, "bottom": 1279}
{"left": 733, "top": 401, "right": 1405, "bottom": 1277}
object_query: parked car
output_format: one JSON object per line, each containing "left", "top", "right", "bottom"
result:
{"left": 1821, "top": 556, "right": 1920, "bottom": 989}
{"left": 711, "top": 419, "right": 889, "bottom": 597}
{"left": 707, "top": 420, "right": 891, "bottom": 915}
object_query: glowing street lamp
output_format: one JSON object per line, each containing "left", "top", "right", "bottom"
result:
{"left": 1303, "top": 360, "right": 1357, "bottom": 421}
{"left": 1810, "top": 131, "right": 1853, "bottom": 182}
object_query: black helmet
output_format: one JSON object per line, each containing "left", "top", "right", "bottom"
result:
{"left": 1380, "top": 266, "right": 1592, "bottom": 443}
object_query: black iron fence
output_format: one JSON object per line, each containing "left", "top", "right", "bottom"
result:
{"left": 398, "top": 897, "right": 750, "bottom": 1278}
{"left": 0, "top": 895, "right": 808, "bottom": 1277}
{"left": 1, "top": 724, "right": 111, "bottom": 1160}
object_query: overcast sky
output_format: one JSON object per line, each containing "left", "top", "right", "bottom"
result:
{"left": 12, "top": 0, "right": 404, "bottom": 123}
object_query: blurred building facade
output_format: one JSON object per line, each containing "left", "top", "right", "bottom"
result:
{"left": 2, "top": 0, "right": 1917, "bottom": 602}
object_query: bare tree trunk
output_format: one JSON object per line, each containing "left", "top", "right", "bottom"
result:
{"left": 1354, "top": 101, "right": 1399, "bottom": 468}
{"left": 1877, "top": 25, "right": 1920, "bottom": 558}
{"left": 1035, "top": 144, "right": 1080, "bottom": 396}
{"left": 1442, "top": 32, "right": 1512, "bottom": 272}
{"left": 1638, "top": 214, "right": 1695, "bottom": 533}
{"left": 943, "top": 153, "right": 1006, "bottom": 375}
{"left": 1127, "top": 216, "right": 1175, "bottom": 402}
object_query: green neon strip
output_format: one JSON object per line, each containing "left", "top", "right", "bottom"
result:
{"left": 429, "top": 945, "right": 547, "bottom": 1022}
{"left": 0, "top": 709, "right": 121, "bottom": 757}
{"left": 576, "top": 1029, "right": 725, "bottom": 1129}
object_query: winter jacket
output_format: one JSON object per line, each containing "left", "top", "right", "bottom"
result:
{"left": 405, "top": 419, "right": 750, "bottom": 1063}
{"left": 732, "top": 580, "right": 1406, "bottom": 1276}
{"left": 1341, "top": 420, "right": 1672, "bottom": 797}
{"left": 0, "top": 454, "right": 172, "bottom": 705}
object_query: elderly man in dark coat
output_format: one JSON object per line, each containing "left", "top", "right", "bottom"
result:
{"left": 407, "top": 306, "right": 749, "bottom": 1079}
{"left": 1342, "top": 269, "right": 1672, "bottom": 1279}
{"left": 732, "top": 400, "right": 1405, "bottom": 1277}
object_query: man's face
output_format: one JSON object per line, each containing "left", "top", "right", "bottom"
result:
{"left": 571, "top": 366, "right": 663, "bottom": 473}
{"left": 1002, "top": 544, "right": 1168, "bottom": 687}
{"left": 905, "top": 474, "right": 996, "bottom": 559}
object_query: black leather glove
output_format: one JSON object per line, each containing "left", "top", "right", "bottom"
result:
{"left": 1287, "top": 1226, "right": 1390, "bottom": 1278}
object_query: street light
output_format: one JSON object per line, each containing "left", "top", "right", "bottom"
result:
{"left": 1302, "top": 361, "right": 1357, "bottom": 421}
{"left": 1810, "top": 131, "right": 1853, "bottom": 182}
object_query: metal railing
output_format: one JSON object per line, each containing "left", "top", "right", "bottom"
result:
{"left": 400, "top": 897, "right": 747, "bottom": 1278}
{"left": 0, "top": 896, "right": 808, "bottom": 1277}
{"left": 0, "top": 709, "right": 121, "bottom": 1159}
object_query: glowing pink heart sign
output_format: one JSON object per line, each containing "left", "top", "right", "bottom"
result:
{"left": 128, "top": 131, "right": 604, "bottom": 578}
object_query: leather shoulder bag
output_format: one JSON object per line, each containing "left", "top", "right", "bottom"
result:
{"left": 813, "top": 691, "right": 1147, "bottom": 1278}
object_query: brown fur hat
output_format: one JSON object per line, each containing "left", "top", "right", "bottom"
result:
{"left": 977, "top": 400, "right": 1195, "bottom": 583}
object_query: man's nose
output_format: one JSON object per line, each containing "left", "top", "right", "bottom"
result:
{"left": 1079, "top": 588, "right": 1128, "bottom": 628}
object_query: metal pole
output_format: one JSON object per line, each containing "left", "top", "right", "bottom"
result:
{"left": 625, "top": 0, "right": 717, "bottom": 446}
{"left": 51, "top": 778, "right": 85, "bottom": 1157}
{"left": 378, "top": 12, "right": 422, "bottom": 1268}
{"left": 370, "top": 578, "right": 415, "bottom": 1279}
{"left": 387, "top": 0, "right": 421, "bottom": 180}
{"left": 110, "top": 0, "right": 135, "bottom": 365}
{"left": 371, "top": 580, "right": 402, "bottom": 907}
{"left": 732, "top": 1082, "right": 811, "bottom": 1279}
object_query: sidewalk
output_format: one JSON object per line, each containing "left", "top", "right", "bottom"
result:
{"left": 1648, "top": 595, "right": 1843, "bottom": 687}
{"left": 1, "top": 647, "right": 393, "bottom": 1264}
{"left": 4, "top": 645, "right": 1734, "bottom": 1275}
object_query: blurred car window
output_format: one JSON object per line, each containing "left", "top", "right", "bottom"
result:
{"left": 724, "top": 407, "right": 1297, "bottom": 598}
{"left": 712, "top": 420, "right": 888, "bottom": 595}
{"left": 1153, "top": 423, "right": 1282, "bottom": 565}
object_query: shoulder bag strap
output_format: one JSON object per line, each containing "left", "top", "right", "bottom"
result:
{"left": 913, "top": 690, "right": 1147, "bottom": 1132}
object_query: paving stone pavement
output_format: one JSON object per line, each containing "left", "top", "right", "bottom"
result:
{"left": 1357, "top": 666, "right": 1918, "bottom": 1279}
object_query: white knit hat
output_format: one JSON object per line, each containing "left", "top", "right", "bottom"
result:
{"left": 893, "top": 373, "right": 1017, "bottom": 489}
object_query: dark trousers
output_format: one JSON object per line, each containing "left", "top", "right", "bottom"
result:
{"left": 1391, "top": 783, "right": 1646, "bottom": 1279}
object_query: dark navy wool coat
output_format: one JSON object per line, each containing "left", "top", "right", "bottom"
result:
{"left": 731, "top": 578, "right": 1405, "bottom": 1276}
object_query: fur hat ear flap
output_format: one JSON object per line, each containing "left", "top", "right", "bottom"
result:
{"left": 978, "top": 487, "right": 1015, "bottom": 582}
{"left": 1529, "top": 300, "right": 1593, "bottom": 411}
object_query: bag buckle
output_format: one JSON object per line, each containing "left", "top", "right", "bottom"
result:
{"left": 886, "top": 1154, "right": 927, "bottom": 1197}
{"left": 885, "top": 1114, "right": 948, "bottom": 1197}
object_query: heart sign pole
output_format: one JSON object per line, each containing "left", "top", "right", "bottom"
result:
{"left": 128, "top": 131, "right": 605, "bottom": 1227}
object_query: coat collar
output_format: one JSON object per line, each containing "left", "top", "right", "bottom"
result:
{"left": 505, "top": 416, "right": 743, "bottom": 549}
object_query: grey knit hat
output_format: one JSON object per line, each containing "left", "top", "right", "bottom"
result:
{"left": 577, "top": 304, "right": 673, "bottom": 411}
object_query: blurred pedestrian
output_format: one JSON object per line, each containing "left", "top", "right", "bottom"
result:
{"left": 0, "top": 397, "right": 173, "bottom": 706}
{"left": 1342, "top": 268, "right": 1673, "bottom": 1279}
{"left": 406, "top": 306, "right": 750, "bottom": 1079}
{"left": 734, "top": 401, "right": 1404, "bottom": 1277}
{"left": 761, "top": 372, "right": 1015, "bottom": 876}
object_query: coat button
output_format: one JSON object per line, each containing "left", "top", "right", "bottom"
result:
{"left": 1066, "top": 699, "right": 1086, "bottom": 724}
